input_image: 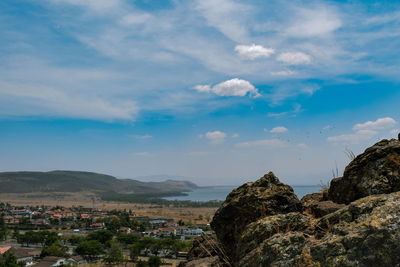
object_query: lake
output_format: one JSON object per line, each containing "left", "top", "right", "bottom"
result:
{"left": 163, "top": 185, "right": 321, "bottom": 202}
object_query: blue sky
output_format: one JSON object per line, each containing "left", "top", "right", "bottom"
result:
{"left": 0, "top": 0, "right": 399, "bottom": 185}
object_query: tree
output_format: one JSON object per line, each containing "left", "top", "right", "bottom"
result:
{"left": 76, "top": 240, "right": 104, "bottom": 261}
{"left": 103, "top": 241, "right": 124, "bottom": 265}
{"left": 147, "top": 256, "right": 162, "bottom": 267}
{"left": 136, "top": 260, "right": 148, "bottom": 267}
{"left": 117, "top": 233, "right": 139, "bottom": 246}
{"left": 41, "top": 242, "right": 68, "bottom": 257}
{"left": 0, "top": 251, "right": 23, "bottom": 267}
{"left": 87, "top": 229, "right": 113, "bottom": 245}
{"left": 129, "top": 243, "right": 141, "bottom": 262}
{"left": 0, "top": 215, "right": 7, "bottom": 241}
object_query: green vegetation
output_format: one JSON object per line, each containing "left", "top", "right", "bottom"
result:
{"left": 103, "top": 241, "right": 124, "bottom": 265}
{"left": 0, "top": 170, "right": 197, "bottom": 195}
{"left": 41, "top": 242, "right": 68, "bottom": 257}
{"left": 0, "top": 251, "right": 23, "bottom": 267}
{"left": 148, "top": 256, "right": 162, "bottom": 267}
{"left": 87, "top": 229, "right": 113, "bottom": 245}
{"left": 100, "top": 192, "right": 223, "bottom": 207}
{"left": 76, "top": 240, "right": 104, "bottom": 261}
{"left": 0, "top": 216, "right": 7, "bottom": 241}
{"left": 17, "top": 231, "right": 59, "bottom": 247}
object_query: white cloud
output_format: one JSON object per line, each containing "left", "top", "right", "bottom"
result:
{"left": 277, "top": 52, "right": 312, "bottom": 65}
{"left": 390, "top": 129, "right": 399, "bottom": 135}
{"left": 0, "top": 80, "right": 138, "bottom": 121}
{"left": 328, "top": 117, "right": 397, "bottom": 144}
{"left": 131, "top": 134, "right": 152, "bottom": 140}
{"left": 203, "top": 131, "right": 227, "bottom": 144}
{"left": 193, "top": 85, "right": 212, "bottom": 93}
{"left": 269, "top": 126, "right": 289, "bottom": 133}
{"left": 285, "top": 7, "right": 342, "bottom": 37}
{"left": 232, "top": 133, "right": 240, "bottom": 138}
{"left": 267, "top": 104, "right": 303, "bottom": 118}
{"left": 51, "top": 0, "right": 125, "bottom": 13}
{"left": 194, "top": 78, "right": 260, "bottom": 97}
{"left": 328, "top": 130, "right": 378, "bottom": 143}
{"left": 236, "top": 139, "right": 287, "bottom": 148}
{"left": 235, "top": 44, "right": 275, "bottom": 60}
{"left": 270, "top": 70, "right": 297, "bottom": 76}
{"left": 353, "top": 117, "right": 397, "bottom": 131}
{"left": 195, "top": 0, "right": 251, "bottom": 42}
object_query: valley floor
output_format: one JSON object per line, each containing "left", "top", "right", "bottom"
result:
{"left": 0, "top": 192, "right": 216, "bottom": 224}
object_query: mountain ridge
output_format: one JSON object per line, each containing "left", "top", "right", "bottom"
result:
{"left": 0, "top": 170, "right": 198, "bottom": 196}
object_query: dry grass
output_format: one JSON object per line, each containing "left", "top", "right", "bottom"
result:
{"left": 0, "top": 192, "right": 217, "bottom": 224}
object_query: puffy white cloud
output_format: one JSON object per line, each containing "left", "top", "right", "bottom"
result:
{"left": 232, "top": 133, "right": 240, "bottom": 138}
{"left": 194, "top": 78, "right": 260, "bottom": 97}
{"left": 269, "top": 126, "right": 289, "bottom": 133}
{"left": 236, "top": 139, "right": 287, "bottom": 148}
{"left": 353, "top": 117, "right": 397, "bottom": 131}
{"left": 235, "top": 44, "right": 275, "bottom": 59}
{"left": 277, "top": 52, "right": 312, "bottom": 65}
{"left": 328, "top": 130, "right": 378, "bottom": 143}
{"left": 203, "top": 131, "right": 227, "bottom": 144}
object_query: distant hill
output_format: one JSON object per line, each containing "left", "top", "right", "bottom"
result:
{"left": 0, "top": 170, "right": 198, "bottom": 196}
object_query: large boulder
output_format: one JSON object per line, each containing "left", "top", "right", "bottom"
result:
{"left": 210, "top": 172, "right": 302, "bottom": 263}
{"left": 237, "top": 212, "right": 311, "bottom": 262}
{"left": 238, "top": 191, "right": 400, "bottom": 267}
{"left": 329, "top": 139, "right": 400, "bottom": 204}
{"left": 307, "top": 191, "right": 400, "bottom": 266}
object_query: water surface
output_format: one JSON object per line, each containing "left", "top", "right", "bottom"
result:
{"left": 163, "top": 185, "right": 320, "bottom": 202}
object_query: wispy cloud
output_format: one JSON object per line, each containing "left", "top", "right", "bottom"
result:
{"left": 131, "top": 134, "right": 153, "bottom": 140}
{"left": 277, "top": 52, "right": 312, "bottom": 65}
{"left": 328, "top": 117, "right": 397, "bottom": 144}
{"left": 353, "top": 117, "right": 396, "bottom": 131}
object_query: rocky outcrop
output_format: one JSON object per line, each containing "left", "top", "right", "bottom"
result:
{"left": 307, "top": 201, "right": 345, "bottom": 218}
{"left": 185, "top": 138, "right": 400, "bottom": 267}
{"left": 180, "top": 234, "right": 229, "bottom": 267}
{"left": 180, "top": 256, "right": 222, "bottom": 267}
{"left": 210, "top": 172, "right": 302, "bottom": 263}
{"left": 329, "top": 139, "right": 400, "bottom": 204}
{"left": 308, "top": 191, "right": 400, "bottom": 266}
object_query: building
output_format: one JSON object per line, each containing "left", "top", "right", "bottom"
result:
{"left": 10, "top": 247, "right": 41, "bottom": 266}
{"left": 33, "top": 256, "right": 68, "bottom": 267}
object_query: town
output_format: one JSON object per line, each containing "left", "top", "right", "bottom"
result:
{"left": 0, "top": 202, "right": 209, "bottom": 266}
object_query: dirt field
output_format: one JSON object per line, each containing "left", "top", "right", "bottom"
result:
{"left": 0, "top": 192, "right": 217, "bottom": 224}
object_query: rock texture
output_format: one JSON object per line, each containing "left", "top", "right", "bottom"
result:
{"left": 210, "top": 172, "right": 302, "bottom": 263}
{"left": 185, "top": 138, "right": 400, "bottom": 267}
{"left": 329, "top": 139, "right": 400, "bottom": 204}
